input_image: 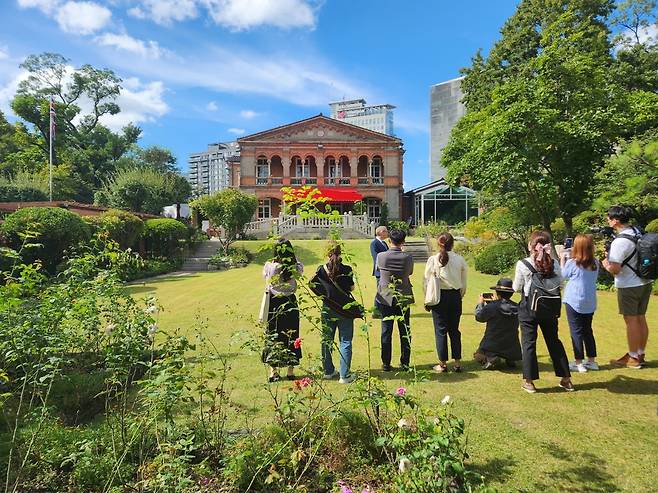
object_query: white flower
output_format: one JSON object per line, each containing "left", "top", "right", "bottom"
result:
{"left": 147, "top": 323, "right": 158, "bottom": 336}
{"left": 441, "top": 395, "right": 451, "bottom": 405}
{"left": 397, "top": 418, "right": 410, "bottom": 429}
{"left": 104, "top": 323, "right": 116, "bottom": 335}
{"left": 433, "top": 417, "right": 441, "bottom": 426}
{"left": 145, "top": 305, "right": 159, "bottom": 314}
{"left": 399, "top": 458, "right": 412, "bottom": 473}
{"left": 126, "top": 247, "right": 132, "bottom": 253}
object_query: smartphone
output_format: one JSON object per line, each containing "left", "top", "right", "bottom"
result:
{"left": 482, "top": 292, "right": 494, "bottom": 301}
{"left": 564, "top": 237, "right": 573, "bottom": 249}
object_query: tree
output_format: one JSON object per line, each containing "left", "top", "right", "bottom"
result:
{"left": 191, "top": 189, "right": 258, "bottom": 254}
{"left": 169, "top": 174, "right": 192, "bottom": 219}
{"left": 95, "top": 167, "right": 181, "bottom": 215}
{"left": 443, "top": 0, "right": 626, "bottom": 238}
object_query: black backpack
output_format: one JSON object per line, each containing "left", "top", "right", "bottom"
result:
{"left": 521, "top": 259, "right": 562, "bottom": 318}
{"left": 618, "top": 228, "right": 658, "bottom": 280}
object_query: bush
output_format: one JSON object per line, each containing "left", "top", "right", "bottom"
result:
{"left": 463, "top": 216, "right": 495, "bottom": 240}
{"left": 388, "top": 220, "right": 409, "bottom": 233}
{"left": 209, "top": 246, "right": 253, "bottom": 269}
{"left": 415, "top": 221, "right": 450, "bottom": 239}
{"left": 474, "top": 239, "right": 521, "bottom": 275}
{"left": 0, "top": 184, "right": 48, "bottom": 202}
{"left": 142, "top": 218, "right": 187, "bottom": 257}
{"left": 85, "top": 209, "right": 144, "bottom": 249}
{"left": 121, "top": 257, "right": 183, "bottom": 281}
{"left": 0, "top": 206, "right": 91, "bottom": 273}
{"left": 646, "top": 218, "right": 658, "bottom": 233}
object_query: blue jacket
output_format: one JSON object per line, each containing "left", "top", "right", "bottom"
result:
{"left": 370, "top": 237, "right": 388, "bottom": 277}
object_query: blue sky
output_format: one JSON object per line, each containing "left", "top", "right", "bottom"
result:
{"left": 0, "top": 0, "right": 520, "bottom": 190}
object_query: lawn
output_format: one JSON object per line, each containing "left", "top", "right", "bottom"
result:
{"left": 127, "top": 240, "right": 658, "bottom": 493}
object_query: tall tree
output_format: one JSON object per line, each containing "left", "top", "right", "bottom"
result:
{"left": 443, "top": 0, "right": 627, "bottom": 237}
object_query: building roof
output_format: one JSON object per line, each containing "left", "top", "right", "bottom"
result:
{"left": 404, "top": 179, "right": 476, "bottom": 197}
{"left": 238, "top": 114, "right": 402, "bottom": 143}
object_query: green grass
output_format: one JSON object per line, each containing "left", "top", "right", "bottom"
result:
{"left": 127, "top": 240, "right": 658, "bottom": 492}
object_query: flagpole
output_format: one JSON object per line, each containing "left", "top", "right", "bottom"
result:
{"left": 49, "top": 97, "right": 53, "bottom": 202}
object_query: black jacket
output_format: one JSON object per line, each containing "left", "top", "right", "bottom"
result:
{"left": 474, "top": 299, "right": 522, "bottom": 361}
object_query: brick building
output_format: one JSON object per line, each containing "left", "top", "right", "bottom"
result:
{"left": 235, "top": 114, "right": 404, "bottom": 221}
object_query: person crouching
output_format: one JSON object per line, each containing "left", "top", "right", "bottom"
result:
{"left": 473, "top": 278, "right": 522, "bottom": 370}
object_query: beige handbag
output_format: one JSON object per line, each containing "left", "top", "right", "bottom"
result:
{"left": 423, "top": 256, "right": 441, "bottom": 306}
{"left": 258, "top": 288, "right": 271, "bottom": 323}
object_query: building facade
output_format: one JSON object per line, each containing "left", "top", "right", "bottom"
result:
{"left": 236, "top": 115, "right": 404, "bottom": 220}
{"left": 187, "top": 141, "right": 240, "bottom": 196}
{"left": 329, "top": 99, "right": 395, "bottom": 136}
{"left": 430, "top": 77, "right": 466, "bottom": 180}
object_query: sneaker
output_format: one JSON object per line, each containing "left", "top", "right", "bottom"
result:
{"left": 339, "top": 374, "right": 356, "bottom": 384}
{"left": 610, "top": 353, "right": 630, "bottom": 368}
{"left": 627, "top": 356, "right": 643, "bottom": 369}
{"left": 382, "top": 364, "right": 393, "bottom": 372}
{"left": 432, "top": 364, "right": 448, "bottom": 373}
{"left": 569, "top": 361, "right": 588, "bottom": 373}
{"left": 638, "top": 354, "right": 647, "bottom": 367}
{"left": 483, "top": 361, "right": 495, "bottom": 370}
{"left": 322, "top": 370, "right": 339, "bottom": 380}
{"left": 584, "top": 360, "right": 599, "bottom": 370}
{"left": 521, "top": 382, "right": 537, "bottom": 394}
{"left": 559, "top": 379, "right": 575, "bottom": 392}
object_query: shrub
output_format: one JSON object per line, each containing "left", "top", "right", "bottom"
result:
{"left": 646, "top": 218, "right": 658, "bottom": 233}
{"left": 0, "top": 184, "right": 48, "bottom": 202}
{"left": 121, "top": 257, "right": 183, "bottom": 281}
{"left": 463, "top": 216, "right": 495, "bottom": 240}
{"left": 209, "top": 246, "right": 253, "bottom": 269}
{"left": 85, "top": 209, "right": 144, "bottom": 249}
{"left": 142, "top": 218, "right": 187, "bottom": 257}
{"left": 415, "top": 221, "right": 450, "bottom": 239}
{"left": 474, "top": 239, "right": 521, "bottom": 275}
{"left": 0, "top": 206, "right": 91, "bottom": 273}
{"left": 388, "top": 220, "right": 409, "bottom": 233}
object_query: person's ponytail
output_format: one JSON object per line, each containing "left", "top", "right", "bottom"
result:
{"left": 529, "top": 231, "right": 554, "bottom": 276}
{"left": 437, "top": 232, "right": 454, "bottom": 267}
{"left": 326, "top": 242, "right": 342, "bottom": 280}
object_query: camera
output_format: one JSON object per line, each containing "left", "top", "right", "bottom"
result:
{"left": 481, "top": 292, "right": 494, "bottom": 303}
{"left": 589, "top": 226, "right": 615, "bottom": 253}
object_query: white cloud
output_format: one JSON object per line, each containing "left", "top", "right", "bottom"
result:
{"left": 104, "top": 44, "right": 368, "bottom": 107}
{"left": 17, "top": 0, "right": 60, "bottom": 15}
{"left": 0, "top": 46, "right": 9, "bottom": 60}
{"left": 0, "top": 70, "right": 29, "bottom": 115}
{"left": 95, "top": 32, "right": 167, "bottom": 59}
{"left": 127, "top": 0, "right": 318, "bottom": 29}
{"left": 55, "top": 1, "right": 112, "bottom": 35}
{"left": 201, "top": 0, "right": 317, "bottom": 31}
{"left": 206, "top": 101, "right": 218, "bottom": 111}
{"left": 227, "top": 127, "right": 245, "bottom": 135}
{"left": 100, "top": 78, "right": 169, "bottom": 130}
{"left": 127, "top": 0, "right": 198, "bottom": 26}
{"left": 240, "top": 109, "right": 258, "bottom": 119}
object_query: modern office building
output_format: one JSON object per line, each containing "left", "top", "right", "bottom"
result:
{"left": 430, "top": 77, "right": 466, "bottom": 180}
{"left": 328, "top": 99, "right": 395, "bottom": 136}
{"left": 187, "top": 141, "right": 240, "bottom": 196}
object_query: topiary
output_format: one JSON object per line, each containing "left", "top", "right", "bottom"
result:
{"left": 645, "top": 218, "right": 658, "bottom": 233}
{"left": 474, "top": 239, "right": 521, "bottom": 275}
{"left": 0, "top": 206, "right": 91, "bottom": 273}
{"left": 85, "top": 209, "right": 144, "bottom": 250}
{"left": 141, "top": 218, "right": 187, "bottom": 257}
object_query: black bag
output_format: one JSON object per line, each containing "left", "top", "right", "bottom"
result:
{"left": 521, "top": 259, "right": 562, "bottom": 318}
{"left": 618, "top": 228, "right": 658, "bottom": 280}
{"left": 310, "top": 266, "right": 364, "bottom": 320}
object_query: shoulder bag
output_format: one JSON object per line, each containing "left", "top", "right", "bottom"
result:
{"left": 424, "top": 256, "right": 441, "bottom": 306}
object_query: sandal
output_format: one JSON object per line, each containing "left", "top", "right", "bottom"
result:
{"left": 432, "top": 364, "right": 448, "bottom": 373}
{"left": 521, "top": 382, "right": 537, "bottom": 394}
{"left": 559, "top": 379, "right": 575, "bottom": 392}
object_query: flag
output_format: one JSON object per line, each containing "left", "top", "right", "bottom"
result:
{"left": 49, "top": 96, "right": 56, "bottom": 141}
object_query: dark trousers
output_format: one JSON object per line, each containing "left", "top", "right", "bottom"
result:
{"left": 519, "top": 301, "right": 570, "bottom": 380}
{"left": 430, "top": 289, "right": 462, "bottom": 361}
{"left": 379, "top": 299, "right": 411, "bottom": 367}
{"left": 565, "top": 303, "right": 597, "bottom": 361}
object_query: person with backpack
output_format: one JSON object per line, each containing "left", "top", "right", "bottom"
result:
{"left": 560, "top": 234, "right": 600, "bottom": 373}
{"left": 602, "top": 205, "right": 656, "bottom": 369}
{"left": 312, "top": 242, "right": 360, "bottom": 384}
{"left": 513, "top": 231, "right": 573, "bottom": 393}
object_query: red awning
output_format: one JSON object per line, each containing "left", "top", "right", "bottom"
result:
{"left": 316, "top": 188, "right": 364, "bottom": 203}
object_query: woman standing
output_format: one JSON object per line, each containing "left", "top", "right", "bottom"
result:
{"left": 513, "top": 231, "right": 573, "bottom": 393}
{"left": 314, "top": 242, "right": 357, "bottom": 384}
{"left": 261, "top": 239, "right": 303, "bottom": 382}
{"left": 425, "top": 232, "right": 468, "bottom": 373}
{"left": 561, "top": 234, "right": 599, "bottom": 373}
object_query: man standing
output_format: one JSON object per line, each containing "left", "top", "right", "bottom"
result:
{"left": 370, "top": 226, "right": 389, "bottom": 318}
{"left": 602, "top": 206, "right": 653, "bottom": 369}
{"left": 375, "top": 229, "right": 414, "bottom": 371}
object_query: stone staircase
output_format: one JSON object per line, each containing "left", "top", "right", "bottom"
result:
{"left": 404, "top": 240, "right": 430, "bottom": 263}
{"left": 181, "top": 239, "right": 222, "bottom": 272}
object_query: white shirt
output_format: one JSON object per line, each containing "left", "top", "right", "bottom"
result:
{"left": 425, "top": 252, "right": 468, "bottom": 296}
{"left": 608, "top": 227, "right": 652, "bottom": 288}
{"left": 513, "top": 257, "right": 562, "bottom": 297}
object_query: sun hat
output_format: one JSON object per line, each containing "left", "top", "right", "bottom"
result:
{"left": 489, "top": 278, "right": 515, "bottom": 293}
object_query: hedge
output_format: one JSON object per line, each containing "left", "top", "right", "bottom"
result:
{"left": 646, "top": 218, "right": 658, "bottom": 233}
{"left": 142, "top": 218, "right": 187, "bottom": 257}
{"left": 85, "top": 209, "right": 144, "bottom": 249}
{"left": 0, "top": 206, "right": 91, "bottom": 273}
{"left": 474, "top": 239, "right": 521, "bottom": 275}
{"left": 0, "top": 185, "right": 48, "bottom": 202}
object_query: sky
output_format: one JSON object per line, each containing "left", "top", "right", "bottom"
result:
{"left": 0, "top": 0, "right": 521, "bottom": 190}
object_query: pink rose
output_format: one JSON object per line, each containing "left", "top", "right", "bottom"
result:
{"left": 395, "top": 387, "right": 407, "bottom": 396}
{"left": 294, "top": 337, "right": 302, "bottom": 349}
